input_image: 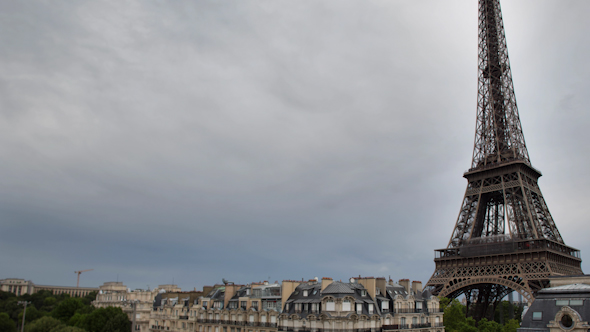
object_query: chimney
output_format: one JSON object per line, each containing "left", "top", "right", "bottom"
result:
{"left": 376, "top": 278, "right": 387, "bottom": 296}
{"left": 399, "top": 279, "right": 410, "bottom": 293}
{"left": 321, "top": 277, "right": 333, "bottom": 291}
{"left": 412, "top": 281, "right": 422, "bottom": 295}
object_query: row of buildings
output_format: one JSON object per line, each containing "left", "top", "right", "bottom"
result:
{"left": 0, "top": 278, "right": 97, "bottom": 297}
{"left": 92, "top": 277, "right": 444, "bottom": 332}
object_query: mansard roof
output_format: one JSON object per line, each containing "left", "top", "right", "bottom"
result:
{"left": 322, "top": 282, "right": 355, "bottom": 294}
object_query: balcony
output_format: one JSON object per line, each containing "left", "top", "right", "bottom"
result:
{"left": 287, "top": 329, "right": 371, "bottom": 332}
{"left": 382, "top": 323, "right": 432, "bottom": 330}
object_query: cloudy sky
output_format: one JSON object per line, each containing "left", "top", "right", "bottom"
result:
{"left": 1, "top": 0, "right": 589, "bottom": 291}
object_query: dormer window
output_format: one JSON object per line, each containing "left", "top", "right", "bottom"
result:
{"left": 361, "top": 290, "right": 367, "bottom": 296}
{"left": 303, "top": 290, "right": 308, "bottom": 297}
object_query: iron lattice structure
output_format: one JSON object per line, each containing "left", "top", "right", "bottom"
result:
{"left": 426, "top": 0, "right": 582, "bottom": 319}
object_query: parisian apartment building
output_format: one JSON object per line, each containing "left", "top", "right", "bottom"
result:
{"left": 92, "top": 276, "right": 444, "bottom": 332}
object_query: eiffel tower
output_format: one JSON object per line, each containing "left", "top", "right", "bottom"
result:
{"left": 426, "top": 0, "right": 582, "bottom": 319}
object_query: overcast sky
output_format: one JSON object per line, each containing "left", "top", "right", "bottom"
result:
{"left": 1, "top": 0, "right": 589, "bottom": 291}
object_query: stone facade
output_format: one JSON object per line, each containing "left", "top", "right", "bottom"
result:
{"left": 93, "top": 282, "right": 181, "bottom": 332}
{"left": 147, "top": 277, "right": 443, "bottom": 332}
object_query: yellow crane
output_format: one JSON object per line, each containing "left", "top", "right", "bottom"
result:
{"left": 74, "top": 269, "right": 93, "bottom": 287}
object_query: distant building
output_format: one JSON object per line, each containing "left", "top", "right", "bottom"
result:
{"left": 93, "top": 282, "right": 182, "bottom": 332}
{"left": 0, "top": 278, "right": 97, "bottom": 297}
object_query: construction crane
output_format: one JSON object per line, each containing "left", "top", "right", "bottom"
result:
{"left": 74, "top": 269, "right": 93, "bottom": 287}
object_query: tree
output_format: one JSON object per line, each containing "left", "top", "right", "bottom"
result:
{"left": 81, "top": 292, "right": 97, "bottom": 307}
{"left": 443, "top": 298, "right": 467, "bottom": 332}
{"left": 19, "top": 305, "right": 44, "bottom": 324}
{"left": 80, "top": 307, "right": 130, "bottom": 332}
{"left": 0, "top": 291, "right": 17, "bottom": 302}
{"left": 52, "top": 298, "right": 84, "bottom": 323}
{"left": 42, "top": 297, "right": 58, "bottom": 313}
{"left": 102, "top": 312, "right": 131, "bottom": 332}
{"left": 24, "top": 316, "right": 64, "bottom": 332}
{"left": 49, "top": 326, "right": 87, "bottom": 332}
{"left": 502, "top": 319, "right": 520, "bottom": 332}
{"left": 478, "top": 318, "right": 502, "bottom": 332}
{"left": 0, "top": 312, "right": 17, "bottom": 332}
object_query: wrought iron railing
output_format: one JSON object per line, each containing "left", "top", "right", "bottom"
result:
{"left": 435, "top": 239, "right": 580, "bottom": 259}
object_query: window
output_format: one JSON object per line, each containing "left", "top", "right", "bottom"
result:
{"left": 368, "top": 304, "right": 373, "bottom": 314}
{"left": 326, "top": 300, "right": 335, "bottom": 311}
{"left": 557, "top": 299, "right": 584, "bottom": 306}
{"left": 412, "top": 317, "right": 417, "bottom": 325}
{"left": 241, "top": 301, "right": 247, "bottom": 309}
{"left": 561, "top": 314, "right": 574, "bottom": 328}
{"left": 271, "top": 316, "right": 276, "bottom": 323}
{"left": 261, "top": 315, "right": 267, "bottom": 323}
{"left": 381, "top": 301, "right": 389, "bottom": 311}
{"left": 303, "top": 290, "right": 308, "bottom": 297}
{"left": 532, "top": 312, "right": 543, "bottom": 321}
{"left": 416, "top": 302, "right": 422, "bottom": 309}
{"left": 249, "top": 315, "right": 254, "bottom": 323}
{"left": 361, "top": 290, "right": 367, "bottom": 296}
{"left": 401, "top": 317, "right": 406, "bottom": 325}
{"left": 252, "top": 301, "right": 258, "bottom": 310}
{"left": 356, "top": 303, "right": 362, "bottom": 314}
{"left": 342, "top": 300, "right": 351, "bottom": 311}
{"left": 203, "top": 301, "right": 208, "bottom": 308}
